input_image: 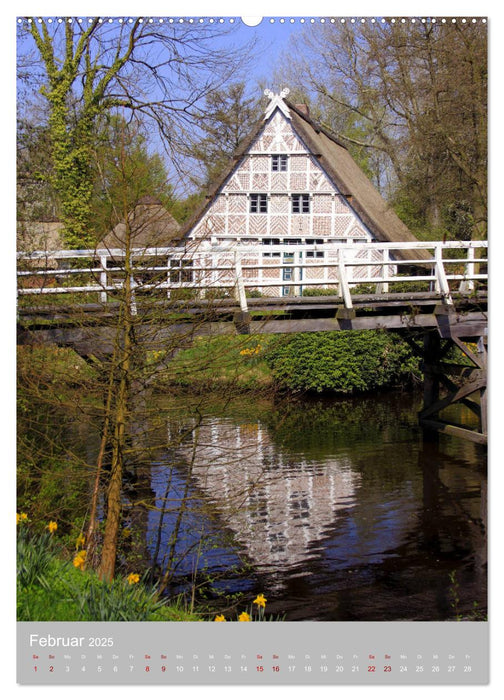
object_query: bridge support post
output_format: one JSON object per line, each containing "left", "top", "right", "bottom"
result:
{"left": 421, "top": 331, "right": 441, "bottom": 443}
{"left": 419, "top": 330, "right": 487, "bottom": 445}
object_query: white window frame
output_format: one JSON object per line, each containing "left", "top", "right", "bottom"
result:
{"left": 250, "top": 193, "right": 268, "bottom": 213}
{"left": 292, "top": 193, "right": 310, "bottom": 214}
{"left": 271, "top": 154, "right": 288, "bottom": 172}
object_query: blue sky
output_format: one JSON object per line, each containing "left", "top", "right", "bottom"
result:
{"left": 230, "top": 18, "right": 304, "bottom": 85}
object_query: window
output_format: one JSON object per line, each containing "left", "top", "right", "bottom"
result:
{"left": 292, "top": 194, "right": 310, "bottom": 213}
{"left": 283, "top": 268, "right": 293, "bottom": 281}
{"left": 272, "top": 154, "right": 288, "bottom": 172}
{"left": 250, "top": 193, "right": 268, "bottom": 213}
{"left": 306, "top": 251, "right": 325, "bottom": 258}
{"left": 170, "top": 259, "right": 194, "bottom": 283}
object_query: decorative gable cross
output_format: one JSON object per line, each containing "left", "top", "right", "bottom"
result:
{"left": 263, "top": 88, "right": 291, "bottom": 120}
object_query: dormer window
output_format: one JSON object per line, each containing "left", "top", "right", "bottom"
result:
{"left": 271, "top": 154, "right": 288, "bottom": 172}
{"left": 250, "top": 193, "right": 268, "bottom": 213}
{"left": 292, "top": 194, "right": 310, "bottom": 213}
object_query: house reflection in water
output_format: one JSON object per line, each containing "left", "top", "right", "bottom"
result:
{"left": 181, "top": 418, "right": 359, "bottom": 572}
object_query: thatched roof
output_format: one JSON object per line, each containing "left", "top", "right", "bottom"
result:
{"left": 179, "top": 97, "right": 430, "bottom": 262}
{"left": 286, "top": 102, "right": 429, "bottom": 258}
{"left": 17, "top": 220, "right": 65, "bottom": 253}
{"left": 99, "top": 196, "right": 181, "bottom": 251}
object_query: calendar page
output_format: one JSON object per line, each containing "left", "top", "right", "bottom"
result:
{"left": 15, "top": 7, "right": 490, "bottom": 689}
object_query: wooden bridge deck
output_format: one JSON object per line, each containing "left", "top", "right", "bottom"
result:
{"left": 17, "top": 241, "right": 488, "bottom": 445}
{"left": 17, "top": 289, "right": 487, "bottom": 338}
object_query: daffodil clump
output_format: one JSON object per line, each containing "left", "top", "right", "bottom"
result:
{"left": 239, "top": 344, "right": 262, "bottom": 357}
{"left": 17, "top": 514, "right": 200, "bottom": 622}
{"left": 73, "top": 550, "right": 87, "bottom": 570}
{"left": 214, "top": 594, "right": 268, "bottom": 622}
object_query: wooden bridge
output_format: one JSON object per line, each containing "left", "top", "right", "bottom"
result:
{"left": 17, "top": 240, "right": 488, "bottom": 444}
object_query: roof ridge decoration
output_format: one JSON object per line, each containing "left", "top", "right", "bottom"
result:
{"left": 263, "top": 88, "right": 291, "bottom": 120}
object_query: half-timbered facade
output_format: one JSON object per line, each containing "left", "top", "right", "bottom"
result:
{"left": 178, "top": 89, "right": 428, "bottom": 297}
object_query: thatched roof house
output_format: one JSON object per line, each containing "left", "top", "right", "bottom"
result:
{"left": 179, "top": 90, "right": 430, "bottom": 263}
{"left": 99, "top": 196, "right": 181, "bottom": 251}
{"left": 16, "top": 220, "right": 65, "bottom": 254}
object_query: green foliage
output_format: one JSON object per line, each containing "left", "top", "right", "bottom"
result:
{"left": 388, "top": 280, "right": 430, "bottom": 293}
{"left": 17, "top": 527, "right": 55, "bottom": 589}
{"left": 73, "top": 576, "right": 169, "bottom": 622}
{"left": 169, "top": 192, "right": 206, "bottom": 224}
{"left": 91, "top": 115, "right": 178, "bottom": 236}
{"left": 164, "top": 335, "right": 275, "bottom": 391}
{"left": 264, "top": 331, "right": 420, "bottom": 394}
{"left": 16, "top": 526, "right": 200, "bottom": 622}
{"left": 302, "top": 287, "right": 339, "bottom": 297}
{"left": 17, "top": 346, "right": 99, "bottom": 533}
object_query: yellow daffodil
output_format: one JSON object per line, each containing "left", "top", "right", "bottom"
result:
{"left": 17, "top": 512, "right": 28, "bottom": 525}
{"left": 214, "top": 614, "right": 226, "bottom": 622}
{"left": 238, "top": 612, "right": 251, "bottom": 622}
{"left": 73, "top": 551, "right": 86, "bottom": 570}
{"left": 75, "top": 533, "right": 85, "bottom": 549}
{"left": 47, "top": 521, "right": 58, "bottom": 534}
{"left": 127, "top": 573, "right": 140, "bottom": 585}
{"left": 253, "top": 593, "right": 267, "bottom": 608}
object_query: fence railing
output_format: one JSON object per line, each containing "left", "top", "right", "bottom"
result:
{"left": 17, "top": 240, "right": 487, "bottom": 313}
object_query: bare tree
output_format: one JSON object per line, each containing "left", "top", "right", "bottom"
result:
{"left": 17, "top": 17, "right": 254, "bottom": 246}
{"left": 276, "top": 20, "right": 487, "bottom": 238}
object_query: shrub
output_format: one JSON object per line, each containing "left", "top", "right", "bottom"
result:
{"left": 265, "top": 330, "right": 420, "bottom": 394}
{"left": 302, "top": 287, "right": 339, "bottom": 297}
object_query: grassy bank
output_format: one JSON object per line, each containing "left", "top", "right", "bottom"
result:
{"left": 156, "top": 334, "right": 276, "bottom": 392}
{"left": 156, "top": 330, "right": 422, "bottom": 395}
{"left": 17, "top": 522, "right": 201, "bottom": 622}
{"left": 17, "top": 329, "right": 424, "bottom": 396}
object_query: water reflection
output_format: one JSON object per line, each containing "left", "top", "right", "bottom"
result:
{"left": 136, "top": 392, "right": 486, "bottom": 620}
{"left": 182, "top": 419, "right": 360, "bottom": 571}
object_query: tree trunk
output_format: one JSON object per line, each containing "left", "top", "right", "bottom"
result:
{"left": 97, "top": 222, "right": 134, "bottom": 582}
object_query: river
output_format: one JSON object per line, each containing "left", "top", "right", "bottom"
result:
{"left": 120, "top": 389, "right": 487, "bottom": 622}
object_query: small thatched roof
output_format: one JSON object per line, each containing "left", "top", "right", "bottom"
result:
{"left": 178, "top": 97, "right": 430, "bottom": 262}
{"left": 17, "top": 220, "right": 65, "bottom": 253}
{"left": 99, "top": 196, "right": 181, "bottom": 251}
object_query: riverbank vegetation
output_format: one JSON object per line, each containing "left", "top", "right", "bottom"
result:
{"left": 17, "top": 517, "right": 282, "bottom": 622}
{"left": 152, "top": 330, "right": 422, "bottom": 394}
{"left": 16, "top": 520, "right": 200, "bottom": 622}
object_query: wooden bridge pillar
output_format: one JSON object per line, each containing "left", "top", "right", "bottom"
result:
{"left": 421, "top": 331, "right": 441, "bottom": 443}
{"left": 419, "top": 328, "right": 487, "bottom": 446}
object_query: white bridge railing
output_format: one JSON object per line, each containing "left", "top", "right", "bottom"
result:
{"left": 17, "top": 240, "right": 487, "bottom": 314}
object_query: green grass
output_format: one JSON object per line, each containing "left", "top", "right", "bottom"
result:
{"left": 17, "top": 526, "right": 200, "bottom": 622}
{"left": 157, "top": 334, "right": 277, "bottom": 391}
{"left": 17, "top": 345, "right": 97, "bottom": 386}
